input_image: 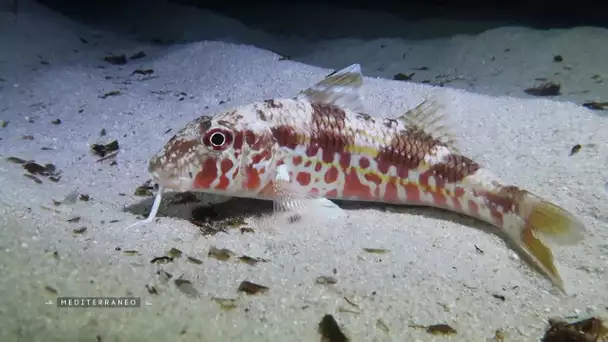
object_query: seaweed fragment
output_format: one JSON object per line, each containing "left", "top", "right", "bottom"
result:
{"left": 570, "top": 144, "right": 582, "bottom": 156}
{"left": 542, "top": 317, "right": 608, "bottom": 342}
{"left": 315, "top": 276, "right": 338, "bottom": 285}
{"left": 410, "top": 323, "right": 457, "bottom": 335}
{"left": 393, "top": 72, "right": 415, "bottom": 81}
{"left": 145, "top": 284, "right": 158, "bottom": 295}
{"left": 186, "top": 256, "right": 203, "bottom": 265}
{"left": 134, "top": 180, "right": 155, "bottom": 197}
{"left": 99, "top": 90, "right": 122, "bottom": 99}
{"left": 45, "top": 285, "right": 58, "bottom": 294}
{"left": 211, "top": 297, "right": 237, "bottom": 311}
{"left": 238, "top": 255, "right": 269, "bottom": 266}
{"left": 91, "top": 140, "right": 119, "bottom": 157}
{"left": 131, "top": 69, "right": 154, "bottom": 76}
{"left": 208, "top": 247, "right": 233, "bottom": 261}
{"left": 237, "top": 281, "right": 269, "bottom": 295}
{"left": 582, "top": 101, "right": 608, "bottom": 111}
{"left": 363, "top": 248, "right": 389, "bottom": 254}
{"left": 72, "top": 227, "right": 87, "bottom": 234}
{"left": 150, "top": 256, "right": 174, "bottom": 264}
{"left": 103, "top": 54, "right": 127, "bottom": 65}
{"left": 129, "top": 51, "right": 146, "bottom": 60}
{"left": 174, "top": 278, "right": 199, "bottom": 298}
{"left": 524, "top": 82, "right": 561, "bottom": 96}
{"left": 318, "top": 314, "right": 349, "bottom": 342}
{"left": 491, "top": 293, "right": 506, "bottom": 301}
{"left": 67, "top": 216, "right": 81, "bottom": 223}
{"left": 6, "top": 156, "right": 27, "bottom": 164}
{"left": 23, "top": 173, "right": 44, "bottom": 183}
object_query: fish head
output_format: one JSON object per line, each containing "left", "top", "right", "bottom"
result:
{"left": 148, "top": 109, "right": 276, "bottom": 197}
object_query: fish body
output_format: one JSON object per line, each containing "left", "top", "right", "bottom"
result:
{"left": 138, "top": 64, "right": 585, "bottom": 292}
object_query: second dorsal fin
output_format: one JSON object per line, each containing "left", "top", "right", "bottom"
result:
{"left": 297, "top": 63, "right": 365, "bottom": 112}
{"left": 399, "top": 95, "right": 459, "bottom": 151}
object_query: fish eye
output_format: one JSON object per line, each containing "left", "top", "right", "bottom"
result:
{"left": 203, "top": 128, "right": 233, "bottom": 151}
{"left": 210, "top": 132, "right": 225, "bottom": 146}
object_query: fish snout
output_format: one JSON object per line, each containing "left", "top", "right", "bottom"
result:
{"left": 148, "top": 155, "right": 182, "bottom": 190}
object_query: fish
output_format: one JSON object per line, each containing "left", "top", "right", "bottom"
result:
{"left": 131, "top": 63, "right": 586, "bottom": 293}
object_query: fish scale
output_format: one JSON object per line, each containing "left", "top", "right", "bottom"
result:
{"left": 135, "top": 63, "right": 586, "bottom": 294}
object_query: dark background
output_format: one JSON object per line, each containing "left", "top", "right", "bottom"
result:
{"left": 31, "top": 0, "right": 608, "bottom": 29}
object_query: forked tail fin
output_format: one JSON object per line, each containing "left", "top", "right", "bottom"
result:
{"left": 509, "top": 189, "right": 586, "bottom": 293}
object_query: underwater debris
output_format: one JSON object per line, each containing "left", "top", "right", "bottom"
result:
{"left": 542, "top": 316, "right": 608, "bottom": 342}
{"left": 315, "top": 276, "right": 338, "bottom": 285}
{"left": 67, "top": 216, "right": 81, "bottom": 223}
{"left": 134, "top": 180, "right": 155, "bottom": 197}
{"left": 238, "top": 255, "right": 266, "bottom": 265}
{"left": 553, "top": 55, "right": 563, "bottom": 62}
{"left": 524, "top": 82, "right": 561, "bottom": 96}
{"left": 211, "top": 297, "right": 238, "bottom": 311}
{"left": 238, "top": 255, "right": 269, "bottom": 266}
{"left": 79, "top": 194, "right": 90, "bottom": 202}
{"left": 6, "top": 156, "right": 27, "bottom": 164}
{"left": 240, "top": 227, "right": 255, "bottom": 234}
{"left": 186, "top": 256, "right": 203, "bottom": 265}
{"left": 91, "top": 140, "right": 119, "bottom": 158}
{"left": 475, "top": 245, "right": 484, "bottom": 254}
{"left": 24, "top": 174, "right": 42, "bottom": 184}
{"left": 129, "top": 51, "right": 146, "bottom": 60}
{"left": 72, "top": 227, "right": 87, "bottom": 235}
{"left": 174, "top": 278, "right": 199, "bottom": 298}
{"left": 393, "top": 73, "right": 415, "bottom": 81}
{"left": 167, "top": 248, "right": 182, "bottom": 259}
{"left": 44, "top": 285, "right": 58, "bottom": 294}
{"left": 491, "top": 293, "right": 506, "bottom": 301}
{"left": 150, "top": 256, "right": 174, "bottom": 264}
{"left": 103, "top": 54, "right": 127, "bottom": 65}
{"left": 131, "top": 68, "right": 154, "bottom": 76}
{"left": 16, "top": 161, "right": 61, "bottom": 183}
{"left": 376, "top": 319, "right": 390, "bottom": 333}
{"left": 582, "top": 102, "right": 608, "bottom": 111}
{"left": 50, "top": 119, "right": 61, "bottom": 125}
{"left": 145, "top": 284, "right": 158, "bottom": 295}
{"left": 363, "top": 248, "right": 389, "bottom": 254}
{"left": 99, "top": 90, "right": 122, "bottom": 99}
{"left": 570, "top": 144, "right": 582, "bottom": 156}
{"left": 410, "top": 323, "right": 457, "bottom": 336}
{"left": 237, "top": 281, "right": 269, "bottom": 295}
{"left": 208, "top": 246, "right": 234, "bottom": 261}
{"left": 318, "top": 314, "right": 349, "bottom": 342}
{"left": 122, "top": 250, "right": 140, "bottom": 256}
{"left": 21, "top": 135, "right": 34, "bottom": 140}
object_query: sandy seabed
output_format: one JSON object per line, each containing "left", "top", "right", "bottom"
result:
{"left": 0, "top": 1, "right": 607, "bottom": 341}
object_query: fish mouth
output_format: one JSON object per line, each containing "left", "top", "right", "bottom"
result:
{"left": 149, "top": 171, "right": 192, "bottom": 192}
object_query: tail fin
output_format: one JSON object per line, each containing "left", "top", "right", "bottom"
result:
{"left": 511, "top": 190, "right": 585, "bottom": 293}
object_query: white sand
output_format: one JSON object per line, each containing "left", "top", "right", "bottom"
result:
{"left": 1, "top": 1, "right": 607, "bottom": 341}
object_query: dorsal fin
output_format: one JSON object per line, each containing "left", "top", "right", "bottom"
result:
{"left": 297, "top": 63, "right": 365, "bottom": 112}
{"left": 399, "top": 95, "right": 459, "bottom": 151}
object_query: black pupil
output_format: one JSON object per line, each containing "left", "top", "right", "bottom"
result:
{"left": 210, "top": 132, "right": 225, "bottom": 146}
